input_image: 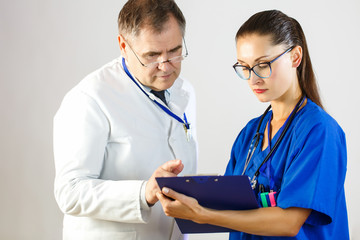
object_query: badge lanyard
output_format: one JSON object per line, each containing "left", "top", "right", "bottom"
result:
{"left": 262, "top": 108, "right": 293, "bottom": 190}
{"left": 263, "top": 117, "right": 276, "bottom": 190}
{"left": 121, "top": 57, "right": 191, "bottom": 141}
{"left": 244, "top": 96, "right": 306, "bottom": 190}
{"left": 258, "top": 107, "right": 300, "bottom": 208}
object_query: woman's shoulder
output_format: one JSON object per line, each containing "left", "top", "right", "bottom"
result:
{"left": 294, "top": 99, "right": 345, "bottom": 138}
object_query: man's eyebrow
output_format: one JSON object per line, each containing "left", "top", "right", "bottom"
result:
{"left": 169, "top": 45, "right": 182, "bottom": 52}
{"left": 141, "top": 51, "right": 161, "bottom": 58}
{"left": 141, "top": 44, "right": 182, "bottom": 58}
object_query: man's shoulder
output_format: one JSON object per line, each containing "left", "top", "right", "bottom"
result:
{"left": 61, "top": 57, "right": 127, "bottom": 103}
{"left": 82, "top": 57, "right": 122, "bottom": 84}
{"left": 75, "top": 57, "right": 128, "bottom": 93}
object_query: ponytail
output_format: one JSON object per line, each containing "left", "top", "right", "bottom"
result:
{"left": 291, "top": 19, "right": 323, "bottom": 109}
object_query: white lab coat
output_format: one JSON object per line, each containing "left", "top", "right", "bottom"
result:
{"left": 53, "top": 57, "right": 198, "bottom": 240}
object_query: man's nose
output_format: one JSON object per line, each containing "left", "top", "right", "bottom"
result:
{"left": 157, "top": 59, "right": 172, "bottom": 71}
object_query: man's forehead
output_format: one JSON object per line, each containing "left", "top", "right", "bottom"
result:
{"left": 130, "top": 23, "right": 183, "bottom": 51}
{"left": 135, "top": 15, "right": 183, "bottom": 38}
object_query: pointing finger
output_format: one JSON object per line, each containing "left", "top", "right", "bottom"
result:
{"left": 161, "top": 159, "right": 184, "bottom": 174}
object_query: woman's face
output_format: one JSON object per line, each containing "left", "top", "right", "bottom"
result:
{"left": 236, "top": 34, "right": 299, "bottom": 103}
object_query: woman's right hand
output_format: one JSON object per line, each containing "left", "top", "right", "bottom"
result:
{"left": 156, "top": 187, "right": 206, "bottom": 224}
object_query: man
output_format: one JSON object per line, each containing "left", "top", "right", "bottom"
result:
{"left": 53, "top": 0, "right": 197, "bottom": 239}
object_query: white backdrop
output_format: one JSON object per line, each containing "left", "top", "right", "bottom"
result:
{"left": 0, "top": 0, "right": 359, "bottom": 239}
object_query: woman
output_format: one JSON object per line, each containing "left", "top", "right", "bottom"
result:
{"left": 156, "top": 10, "right": 349, "bottom": 239}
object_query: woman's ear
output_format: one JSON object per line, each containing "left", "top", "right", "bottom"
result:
{"left": 291, "top": 45, "right": 303, "bottom": 68}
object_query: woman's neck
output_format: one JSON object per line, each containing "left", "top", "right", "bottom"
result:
{"left": 269, "top": 73, "right": 303, "bottom": 121}
{"left": 271, "top": 92, "right": 302, "bottom": 123}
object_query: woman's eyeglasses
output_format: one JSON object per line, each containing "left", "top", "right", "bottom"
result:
{"left": 233, "top": 47, "right": 293, "bottom": 80}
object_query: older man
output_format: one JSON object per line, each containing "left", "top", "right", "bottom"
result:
{"left": 53, "top": 0, "right": 197, "bottom": 239}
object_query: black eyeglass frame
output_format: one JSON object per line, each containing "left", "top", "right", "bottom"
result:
{"left": 233, "top": 47, "right": 293, "bottom": 80}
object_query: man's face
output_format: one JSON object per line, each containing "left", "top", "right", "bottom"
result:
{"left": 119, "top": 15, "right": 184, "bottom": 91}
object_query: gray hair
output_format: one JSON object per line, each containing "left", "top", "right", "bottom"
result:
{"left": 118, "top": 0, "right": 186, "bottom": 38}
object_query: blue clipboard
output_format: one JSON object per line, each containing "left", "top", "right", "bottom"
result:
{"left": 156, "top": 175, "right": 259, "bottom": 233}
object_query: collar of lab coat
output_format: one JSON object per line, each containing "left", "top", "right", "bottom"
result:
{"left": 120, "top": 57, "right": 190, "bottom": 118}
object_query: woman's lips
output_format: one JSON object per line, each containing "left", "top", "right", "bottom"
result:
{"left": 254, "top": 89, "right": 267, "bottom": 94}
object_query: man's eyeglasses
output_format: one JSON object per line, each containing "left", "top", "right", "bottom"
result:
{"left": 233, "top": 47, "right": 293, "bottom": 80}
{"left": 126, "top": 38, "right": 188, "bottom": 68}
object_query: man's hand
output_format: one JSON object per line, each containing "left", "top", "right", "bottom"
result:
{"left": 145, "top": 159, "right": 184, "bottom": 206}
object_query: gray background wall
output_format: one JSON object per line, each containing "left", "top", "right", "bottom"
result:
{"left": 1, "top": 0, "right": 359, "bottom": 239}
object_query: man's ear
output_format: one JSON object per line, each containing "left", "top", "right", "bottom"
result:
{"left": 291, "top": 45, "right": 303, "bottom": 68}
{"left": 118, "top": 34, "right": 128, "bottom": 58}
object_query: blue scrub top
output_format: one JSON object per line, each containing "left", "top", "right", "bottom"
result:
{"left": 225, "top": 99, "right": 349, "bottom": 240}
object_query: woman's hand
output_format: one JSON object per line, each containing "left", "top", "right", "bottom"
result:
{"left": 156, "top": 187, "right": 206, "bottom": 224}
{"left": 157, "top": 187, "right": 311, "bottom": 237}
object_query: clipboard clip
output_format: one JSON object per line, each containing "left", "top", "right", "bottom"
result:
{"left": 184, "top": 176, "right": 215, "bottom": 184}
{"left": 250, "top": 178, "right": 257, "bottom": 190}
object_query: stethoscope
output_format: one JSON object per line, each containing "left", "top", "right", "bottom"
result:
{"left": 244, "top": 95, "right": 306, "bottom": 190}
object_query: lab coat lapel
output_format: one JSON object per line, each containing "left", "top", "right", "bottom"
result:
{"left": 168, "top": 78, "right": 189, "bottom": 117}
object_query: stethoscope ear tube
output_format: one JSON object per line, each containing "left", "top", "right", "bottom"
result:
{"left": 256, "top": 105, "right": 272, "bottom": 134}
{"left": 250, "top": 96, "right": 306, "bottom": 189}
{"left": 242, "top": 105, "right": 272, "bottom": 176}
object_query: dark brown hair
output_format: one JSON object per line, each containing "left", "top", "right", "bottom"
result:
{"left": 118, "top": 0, "right": 186, "bottom": 38}
{"left": 236, "top": 10, "right": 323, "bottom": 109}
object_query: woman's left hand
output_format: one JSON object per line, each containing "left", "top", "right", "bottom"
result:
{"left": 156, "top": 187, "right": 206, "bottom": 224}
